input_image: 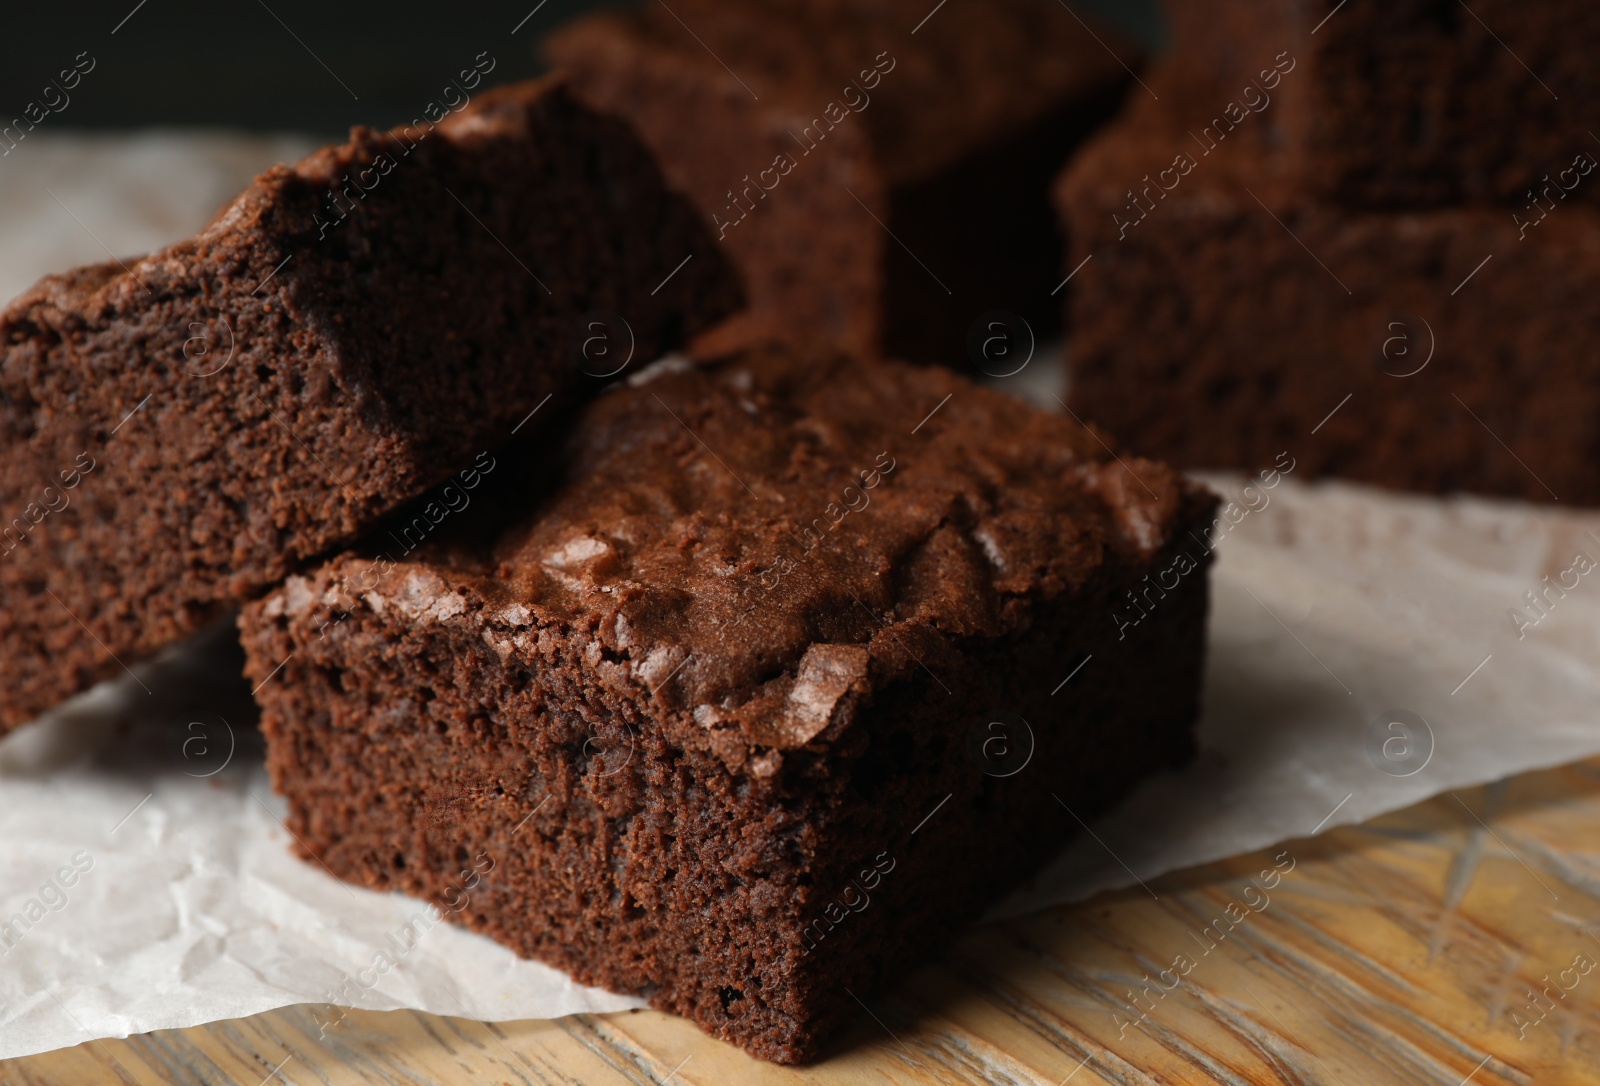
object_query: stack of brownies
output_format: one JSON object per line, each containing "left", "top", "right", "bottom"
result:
{"left": 0, "top": 3, "right": 1222, "bottom": 1067}
{"left": 1055, "top": 0, "right": 1600, "bottom": 504}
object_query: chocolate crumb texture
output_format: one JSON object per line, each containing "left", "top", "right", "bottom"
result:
{"left": 241, "top": 342, "right": 1219, "bottom": 1063}
{"left": 0, "top": 76, "right": 740, "bottom": 734}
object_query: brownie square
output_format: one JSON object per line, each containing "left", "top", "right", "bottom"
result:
{"left": 0, "top": 76, "right": 739, "bottom": 733}
{"left": 544, "top": 0, "right": 1139, "bottom": 366}
{"left": 1156, "top": 0, "right": 1600, "bottom": 208}
{"left": 240, "top": 344, "right": 1218, "bottom": 1063}
{"left": 1055, "top": 69, "right": 1600, "bottom": 503}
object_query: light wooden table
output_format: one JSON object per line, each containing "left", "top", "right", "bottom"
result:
{"left": 8, "top": 759, "right": 1600, "bottom": 1085}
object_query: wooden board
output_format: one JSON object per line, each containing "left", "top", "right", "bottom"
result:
{"left": 7, "top": 758, "right": 1600, "bottom": 1085}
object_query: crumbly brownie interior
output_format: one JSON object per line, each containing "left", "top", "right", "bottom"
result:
{"left": 243, "top": 347, "right": 1218, "bottom": 1062}
{"left": 0, "top": 78, "right": 738, "bottom": 731}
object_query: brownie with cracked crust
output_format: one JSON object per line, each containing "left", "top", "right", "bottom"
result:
{"left": 1054, "top": 61, "right": 1600, "bottom": 503}
{"left": 239, "top": 343, "right": 1218, "bottom": 1063}
{"left": 545, "top": 0, "right": 1139, "bottom": 366}
{"left": 1151, "top": 0, "right": 1600, "bottom": 208}
{"left": 0, "top": 75, "right": 739, "bottom": 734}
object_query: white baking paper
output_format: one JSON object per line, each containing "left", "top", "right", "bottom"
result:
{"left": 3, "top": 134, "right": 1600, "bottom": 1060}
{"left": 0, "top": 131, "right": 321, "bottom": 306}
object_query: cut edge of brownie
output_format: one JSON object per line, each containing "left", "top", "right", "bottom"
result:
{"left": 0, "top": 75, "right": 741, "bottom": 733}
{"left": 240, "top": 345, "right": 1220, "bottom": 1062}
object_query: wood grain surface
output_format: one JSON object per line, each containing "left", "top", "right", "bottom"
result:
{"left": 6, "top": 757, "right": 1598, "bottom": 1085}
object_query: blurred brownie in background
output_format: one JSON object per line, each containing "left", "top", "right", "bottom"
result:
{"left": 0, "top": 77, "right": 739, "bottom": 735}
{"left": 1052, "top": 0, "right": 1600, "bottom": 503}
{"left": 1057, "top": 112, "right": 1600, "bottom": 503}
{"left": 1155, "top": 0, "right": 1600, "bottom": 208}
{"left": 546, "top": 0, "right": 1141, "bottom": 365}
{"left": 241, "top": 343, "right": 1218, "bottom": 1063}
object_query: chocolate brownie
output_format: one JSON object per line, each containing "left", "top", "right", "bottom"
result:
{"left": 240, "top": 343, "right": 1218, "bottom": 1063}
{"left": 1153, "top": 0, "right": 1600, "bottom": 208}
{"left": 1055, "top": 67, "right": 1600, "bottom": 503}
{"left": 0, "top": 76, "right": 739, "bottom": 733}
{"left": 544, "top": 0, "right": 1139, "bottom": 366}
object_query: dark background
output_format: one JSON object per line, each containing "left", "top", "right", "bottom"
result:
{"left": 2, "top": 0, "right": 1161, "bottom": 135}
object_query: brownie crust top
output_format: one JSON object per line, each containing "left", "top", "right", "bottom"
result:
{"left": 266, "top": 347, "right": 1206, "bottom": 753}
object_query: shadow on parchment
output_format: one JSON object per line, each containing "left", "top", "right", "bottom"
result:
{"left": 0, "top": 617, "right": 262, "bottom": 784}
